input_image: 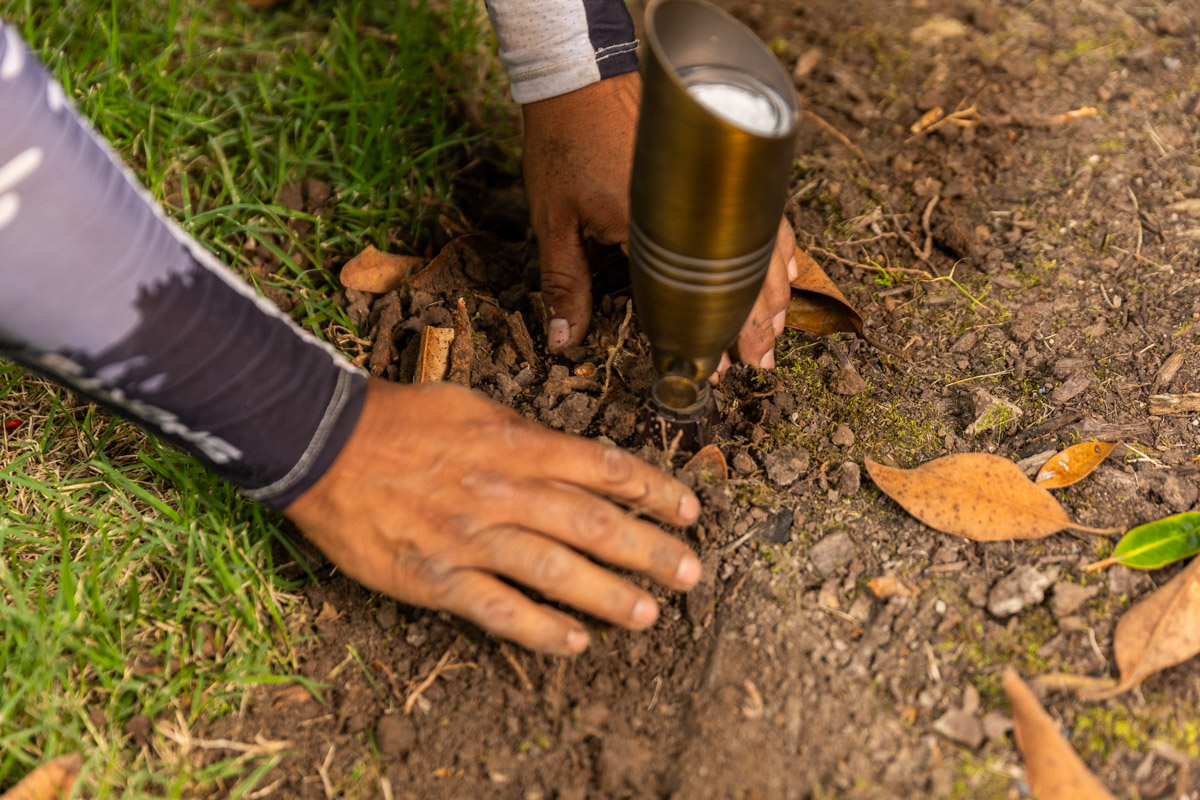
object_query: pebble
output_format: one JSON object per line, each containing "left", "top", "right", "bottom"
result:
{"left": 1154, "top": 474, "right": 1199, "bottom": 513}
{"left": 809, "top": 532, "right": 855, "bottom": 577}
{"left": 933, "top": 708, "right": 983, "bottom": 749}
{"left": 831, "top": 367, "right": 867, "bottom": 396}
{"left": 376, "top": 714, "right": 417, "bottom": 761}
{"left": 731, "top": 451, "right": 757, "bottom": 475}
{"left": 836, "top": 461, "right": 861, "bottom": 495}
{"left": 764, "top": 446, "right": 810, "bottom": 486}
{"left": 831, "top": 424, "right": 855, "bottom": 447}
{"left": 375, "top": 602, "right": 399, "bottom": 630}
{"left": 1049, "top": 581, "right": 1099, "bottom": 618}
{"left": 981, "top": 711, "right": 1013, "bottom": 741}
{"left": 987, "top": 565, "right": 1052, "bottom": 617}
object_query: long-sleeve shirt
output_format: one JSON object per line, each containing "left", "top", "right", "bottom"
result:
{"left": 0, "top": 2, "right": 637, "bottom": 509}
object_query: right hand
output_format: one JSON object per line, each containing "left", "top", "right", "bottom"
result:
{"left": 284, "top": 379, "right": 702, "bottom": 654}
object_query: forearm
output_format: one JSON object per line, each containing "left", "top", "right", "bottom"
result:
{"left": 0, "top": 22, "right": 366, "bottom": 509}
{"left": 484, "top": 0, "right": 639, "bottom": 103}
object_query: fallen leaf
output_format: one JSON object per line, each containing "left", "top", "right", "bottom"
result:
{"left": 416, "top": 327, "right": 455, "bottom": 384}
{"left": 315, "top": 601, "right": 342, "bottom": 624}
{"left": 1035, "top": 441, "right": 1116, "bottom": 488}
{"left": 340, "top": 245, "right": 423, "bottom": 294}
{"left": 1003, "top": 668, "right": 1115, "bottom": 799}
{"left": 864, "top": 454, "right": 1117, "bottom": 541}
{"left": 0, "top": 754, "right": 82, "bottom": 800}
{"left": 681, "top": 444, "right": 728, "bottom": 483}
{"left": 784, "top": 249, "right": 864, "bottom": 337}
{"left": 1085, "top": 512, "right": 1200, "bottom": 572}
{"left": 1088, "top": 555, "right": 1200, "bottom": 699}
{"left": 408, "top": 234, "right": 494, "bottom": 294}
{"left": 868, "top": 575, "right": 919, "bottom": 599}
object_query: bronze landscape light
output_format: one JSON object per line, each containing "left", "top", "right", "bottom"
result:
{"left": 629, "top": 0, "right": 800, "bottom": 444}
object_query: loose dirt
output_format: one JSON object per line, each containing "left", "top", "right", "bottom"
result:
{"left": 200, "top": 0, "right": 1200, "bottom": 797}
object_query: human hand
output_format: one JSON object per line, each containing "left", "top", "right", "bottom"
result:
{"left": 284, "top": 379, "right": 702, "bottom": 655}
{"left": 522, "top": 73, "right": 798, "bottom": 377}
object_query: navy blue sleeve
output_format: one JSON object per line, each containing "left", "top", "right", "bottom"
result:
{"left": 0, "top": 21, "right": 366, "bottom": 510}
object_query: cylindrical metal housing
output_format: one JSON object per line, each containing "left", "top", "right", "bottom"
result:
{"left": 630, "top": 0, "right": 799, "bottom": 381}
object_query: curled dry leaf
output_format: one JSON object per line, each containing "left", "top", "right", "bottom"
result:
{"left": 0, "top": 754, "right": 82, "bottom": 800}
{"left": 1087, "top": 555, "right": 1200, "bottom": 699}
{"left": 340, "top": 244, "right": 424, "bottom": 294}
{"left": 864, "top": 454, "right": 1116, "bottom": 541}
{"left": 1035, "top": 441, "right": 1116, "bottom": 489}
{"left": 1003, "top": 668, "right": 1115, "bottom": 799}
{"left": 681, "top": 444, "right": 728, "bottom": 483}
{"left": 784, "top": 250, "right": 864, "bottom": 337}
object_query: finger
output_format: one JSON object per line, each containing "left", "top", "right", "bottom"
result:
{"left": 733, "top": 292, "right": 777, "bottom": 369}
{"left": 707, "top": 351, "right": 732, "bottom": 386}
{"left": 764, "top": 227, "right": 794, "bottom": 335}
{"left": 503, "top": 426, "right": 700, "bottom": 527}
{"left": 776, "top": 216, "right": 798, "bottom": 283}
{"left": 538, "top": 220, "right": 593, "bottom": 352}
{"left": 433, "top": 569, "right": 590, "bottom": 655}
{"left": 484, "top": 526, "right": 662, "bottom": 630}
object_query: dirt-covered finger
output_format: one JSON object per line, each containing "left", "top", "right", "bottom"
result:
{"left": 537, "top": 224, "right": 593, "bottom": 351}
{"left": 433, "top": 569, "right": 590, "bottom": 655}
{"left": 483, "top": 526, "right": 662, "bottom": 629}
{"left": 734, "top": 294, "right": 777, "bottom": 369}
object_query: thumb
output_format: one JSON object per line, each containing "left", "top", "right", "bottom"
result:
{"left": 539, "top": 225, "right": 593, "bottom": 352}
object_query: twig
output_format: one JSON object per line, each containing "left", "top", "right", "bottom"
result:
{"left": 809, "top": 246, "right": 932, "bottom": 278}
{"left": 920, "top": 194, "right": 940, "bottom": 265}
{"left": 834, "top": 231, "right": 899, "bottom": 247}
{"left": 318, "top": 744, "right": 335, "bottom": 799}
{"left": 404, "top": 649, "right": 454, "bottom": 714}
{"left": 802, "top": 109, "right": 870, "bottom": 169}
{"left": 905, "top": 103, "right": 981, "bottom": 142}
{"left": 498, "top": 643, "right": 534, "bottom": 692}
{"left": 601, "top": 299, "right": 634, "bottom": 401}
{"left": 1127, "top": 186, "right": 1144, "bottom": 256}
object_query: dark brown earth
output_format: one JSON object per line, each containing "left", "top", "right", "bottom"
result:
{"left": 201, "top": 0, "right": 1200, "bottom": 797}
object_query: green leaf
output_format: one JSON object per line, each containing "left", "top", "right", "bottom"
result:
{"left": 1109, "top": 512, "right": 1200, "bottom": 570}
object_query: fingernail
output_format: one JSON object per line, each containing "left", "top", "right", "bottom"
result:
{"left": 772, "top": 309, "right": 786, "bottom": 336}
{"left": 678, "top": 492, "right": 700, "bottom": 521}
{"left": 759, "top": 350, "right": 776, "bottom": 370}
{"left": 548, "top": 317, "right": 569, "bottom": 351}
{"left": 632, "top": 597, "right": 659, "bottom": 628}
{"left": 787, "top": 255, "right": 798, "bottom": 282}
{"left": 566, "top": 628, "right": 589, "bottom": 652}
{"left": 675, "top": 553, "right": 702, "bottom": 588}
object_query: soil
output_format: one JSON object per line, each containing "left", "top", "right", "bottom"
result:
{"left": 199, "top": 0, "right": 1200, "bottom": 797}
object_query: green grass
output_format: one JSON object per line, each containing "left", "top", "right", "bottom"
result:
{"left": 0, "top": 0, "right": 499, "bottom": 794}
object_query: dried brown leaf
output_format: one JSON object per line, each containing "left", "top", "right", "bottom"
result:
{"left": 0, "top": 754, "right": 82, "bottom": 800}
{"left": 681, "top": 444, "right": 728, "bottom": 483}
{"left": 408, "top": 234, "right": 494, "bottom": 293}
{"left": 784, "top": 250, "right": 864, "bottom": 337}
{"left": 1003, "top": 668, "right": 1115, "bottom": 799}
{"left": 340, "top": 245, "right": 423, "bottom": 294}
{"left": 1091, "top": 556, "right": 1200, "bottom": 699}
{"left": 865, "top": 454, "right": 1076, "bottom": 541}
{"left": 1035, "top": 442, "right": 1116, "bottom": 489}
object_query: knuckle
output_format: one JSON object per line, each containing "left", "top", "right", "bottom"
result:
{"left": 533, "top": 548, "right": 572, "bottom": 588}
{"left": 480, "top": 594, "right": 517, "bottom": 629}
{"left": 574, "top": 502, "right": 619, "bottom": 546}
{"left": 598, "top": 444, "right": 634, "bottom": 486}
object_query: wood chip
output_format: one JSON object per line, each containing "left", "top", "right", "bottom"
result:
{"left": 448, "top": 297, "right": 473, "bottom": 387}
{"left": 1151, "top": 351, "right": 1185, "bottom": 394}
{"left": 416, "top": 327, "right": 455, "bottom": 383}
{"left": 1150, "top": 393, "right": 1200, "bottom": 416}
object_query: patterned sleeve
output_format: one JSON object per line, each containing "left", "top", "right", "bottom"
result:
{"left": 0, "top": 22, "right": 367, "bottom": 510}
{"left": 485, "top": 0, "right": 640, "bottom": 103}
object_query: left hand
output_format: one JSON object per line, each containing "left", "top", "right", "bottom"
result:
{"left": 521, "top": 72, "right": 797, "bottom": 377}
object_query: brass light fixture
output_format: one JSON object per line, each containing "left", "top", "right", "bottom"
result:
{"left": 630, "top": 0, "right": 799, "bottom": 429}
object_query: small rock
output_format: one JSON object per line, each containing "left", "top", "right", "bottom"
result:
{"left": 1157, "top": 3, "right": 1190, "bottom": 35}
{"left": 377, "top": 714, "right": 417, "bottom": 761}
{"left": 965, "top": 389, "right": 1023, "bottom": 437}
{"left": 933, "top": 708, "right": 983, "bottom": 749}
{"left": 561, "top": 345, "right": 589, "bottom": 364}
{"left": 764, "top": 446, "right": 810, "bottom": 486}
{"left": 982, "top": 711, "right": 1013, "bottom": 741}
{"left": 831, "top": 367, "right": 867, "bottom": 395}
{"left": 1154, "top": 474, "right": 1199, "bottom": 513}
{"left": 1050, "top": 582, "right": 1099, "bottom": 618}
{"left": 1108, "top": 565, "right": 1149, "bottom": 597}
{"left": 1051, "top": 371, "right": 1094, "bottom": 404}
{"left": 731, "top": 451, "right": 757, "bottom": 476}
{"left": 514, "top": 366, "right": 538, "bottom": 387}
{"left": 836, "top": 461, "right": 861, "bottom": 495}
{"left": 951, "top": 330, "right": 979, "bottom": 354}
{"left": 809, "top": 532, "right": 855, "bottom": 577}
{"left": 831, "top": 424, "right": 856, "bottom": 447}
{"left": 1051, "top": 357, "right": 1094, "bottom": 378}
{"left": 375, "top": 602, "right": 399, "bottom": 630}
{"left": 987, "top": 565, "right": 1051, "bottom": 617}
